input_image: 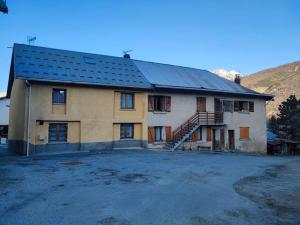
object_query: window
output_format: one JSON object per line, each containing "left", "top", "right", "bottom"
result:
{"left": 148, "top": 96, "right": 171, "bottom": 112}
{"left": 234, "top": 101, "right": 254, "bottom": 112}
{"left": 155, "top": 126, "right": 163, "bottom": 142}
{"left": 121, "top": 93, "right": 134, "bottom": 109}
{"left": 48, "top": 123, "right": 67, "bottom": 142}
{"left": 120, "top": 123, "right": 134, "bottom": 139}
{"left": 240, "top": 127, "right": 250, "bottom": 140}
{"left": 52, "top": 89, "right": 66, "bottom": 104}
{"left": 223, "top": 100, "right": 234, "bottom": 112}
{"left": 197, "top": 97, "right": 206, "bottom": 112}
{"left": 215, "top": 99, "right": 222, "bottom": 112}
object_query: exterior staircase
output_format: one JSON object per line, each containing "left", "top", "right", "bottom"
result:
{"left": 167, "top": 112, "right": 223, "bottom": 151}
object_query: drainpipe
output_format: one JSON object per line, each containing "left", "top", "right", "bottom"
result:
{"left": 25, "top": 80, "right": 31, "bottom": 156}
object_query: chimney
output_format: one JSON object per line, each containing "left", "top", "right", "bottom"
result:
{"left": 123, "top": 53, "right": 130, "bottom": 59}
{"left": 234, "top": 74, "right": 241, "bottom": 85}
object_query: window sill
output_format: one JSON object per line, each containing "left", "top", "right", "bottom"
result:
{"left": 47, "top": 141, "right": 68, "bottom": 144}
{"left": 237, "top": 111, "right": 250, "bottom": 114}
{"left": 240, "top": 138, "right": 250, "bottom": 141}
{"left": 52, "top": 103, "right": 66, "bottom": 105}
{"left": 120, "top": 108, "right": 136, "bottom": 111}
{"left": 153, "top": 141, "right": 166, "bottom": 144}
{"left": 151, "top": 111, "right": 170, "bottom": 114}
{"left": 120, "top": 138, "right": 134, "bottom": 140}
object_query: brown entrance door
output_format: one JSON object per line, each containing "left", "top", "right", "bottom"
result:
{"left": 228, "top": 130, "right": 235, "bottom": 150}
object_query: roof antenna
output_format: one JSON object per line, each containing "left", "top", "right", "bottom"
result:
{"left": 27, "top": 36, "right": 37, "bottom": 45}
{"left": 123, "top": 50, "right": 132, "bottom": 59}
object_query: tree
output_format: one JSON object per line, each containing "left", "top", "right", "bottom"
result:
{"left": 277, "top": 95, "right": 300, "bottom": 140}
{"left": 268, "top": 115, "right": 278, "bottom": 133}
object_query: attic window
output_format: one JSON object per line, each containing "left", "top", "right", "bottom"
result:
{"left": 83, "top": 56, "right": 96, "bottom": 64}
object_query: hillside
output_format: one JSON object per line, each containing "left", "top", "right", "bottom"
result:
{"left": 242, "top": 61, "right": 300, "bottom": 117}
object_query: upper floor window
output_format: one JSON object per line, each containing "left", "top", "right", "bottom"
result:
{"left": 52, "top": 89, "right": 66, "bottom": 104}
{"left": 120, "top": 93, "right": 134, "bottom": 109}
{"left": 148, "top": 95, "right": 171, "bottom": 112}
{"left": 234, "top": 101, "right": 254, "bottom": 113}
{"left": 48, "top": 123, "right": 68, "bottom": 142}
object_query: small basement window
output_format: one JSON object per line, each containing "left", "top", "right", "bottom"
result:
{"left": 52, "top": 89, "right": 66, "bottom": 104}
{"left": 48, "top": 123, "right": 68, "bottom": 142}
{"left": 120, "top": 93, "right": 134, "bottom": 109}
{"left": 120, "top": 124, "right": 134, "bottom": 139}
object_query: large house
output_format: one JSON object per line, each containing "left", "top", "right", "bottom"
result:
{"left": 7, "top": 44, "right": 272, "bottom": 155}
{"left": 0, "top": 95, "right": 9, "bottom": 141}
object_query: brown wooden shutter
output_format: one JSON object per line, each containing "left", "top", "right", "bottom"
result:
{"left": 249, "top": 101, "right": 254, "bottom": 112}
{"left": 165, "top": 126, "right": 172, "bottom": 143}
{"left": 197, "top": 97, "right": 206, "bottom": 112}
{"left": 148, "top": 96, "right": 154, "bottom": 112}
{"left": 148, "top": 127, "right": 155, "bottom": 143}
{"left": 192, "top": 130, "right": 197, "bottom": 142}
{"left": 220, "top": 128, "right": 225, "bottom": 147}
{"left": 206, "top": 127, "right": 212, "bottom": 141}
{"left": 165, "top": 96, "right": 171, "bottom": 112}
{"left": 240, "top": 127, "right": 249, "bottom": 140}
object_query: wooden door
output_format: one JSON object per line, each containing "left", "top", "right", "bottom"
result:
{"left": 212, "top": 129, "right": 216, "bottom": 150}
{"left": 220, "top": 128, "right": 225, "bottom": 148}
{"left": 228, "top": 130, "right": 235, "bottom": 150}
{"left": 197, "top": 97, "right": 206, "bottom": 112}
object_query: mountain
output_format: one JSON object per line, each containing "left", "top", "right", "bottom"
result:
{"left": 212, "top": 69, "right": 239, "bottom": 81}
{"left": 241, "top": 61, "right": 300, "bottom": 118}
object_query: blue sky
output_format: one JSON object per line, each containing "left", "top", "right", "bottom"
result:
{"left": 0, "top": 0, "right": 300, "bottom": 92}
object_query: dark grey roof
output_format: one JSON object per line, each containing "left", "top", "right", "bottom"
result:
{"left": 9, "top": 44, "right": 272, "bottom": 100}
{"left": 12, "top": 44, "right": 152, "bottom": 89}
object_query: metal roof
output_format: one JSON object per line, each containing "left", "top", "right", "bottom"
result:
{"left": 13, "top": 44, "right": 152, "bottom": 89}
{"left": 9, "top": 44, "right": 272, "bottom": 100}
{"left": 133, "top": 60, "right": 261, "bottom": 96}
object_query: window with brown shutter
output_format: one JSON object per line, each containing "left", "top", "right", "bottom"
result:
{"left": 240, "top": 127, "right": 250, "bottom": 140}
{"left": 148, "top": 95, "right": 171, "bottom": 112}
{"left": 165, "top": 127, "right": 172, "bottom": 143}
{"left": 148, "top": 127, "right": 155, "bottom": 143}
{"left": 206, "top": 127, "right": 212, "bottom": 141}
{"left": 197, "top": 97, "right": 206, "bottom": 112}
{"left": 148, "top": 96, "right": 154, "bottom": 112}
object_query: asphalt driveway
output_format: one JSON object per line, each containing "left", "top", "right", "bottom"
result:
{"left": 0, "top": 150, "right": 300, "bottom": 225}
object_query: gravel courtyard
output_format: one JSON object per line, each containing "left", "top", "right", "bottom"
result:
{"left": 0, "top": 149, "right": 300, "bottom": 225}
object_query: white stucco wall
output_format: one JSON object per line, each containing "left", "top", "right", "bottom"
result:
{"left": 148, "top": 93, "right": 267, "bottom": 153}
{"left": 0, "top": 98, "right": 10, "bottom": 125}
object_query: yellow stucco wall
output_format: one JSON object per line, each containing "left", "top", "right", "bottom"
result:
{"left": 25, "top": 83, "right": 148, "bottom": 147}
{"left": 8, "top": 79, "right": 27, "bottom": 141}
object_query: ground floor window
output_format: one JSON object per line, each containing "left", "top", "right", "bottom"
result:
{"left": 155, "top": 126, "right": 164, "bottom": 142}
{"left": 120, "top": 123, "right": 134, "bottom": 139}
{"left": 48, "top": 123, "right": 68, "bottom": 142}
